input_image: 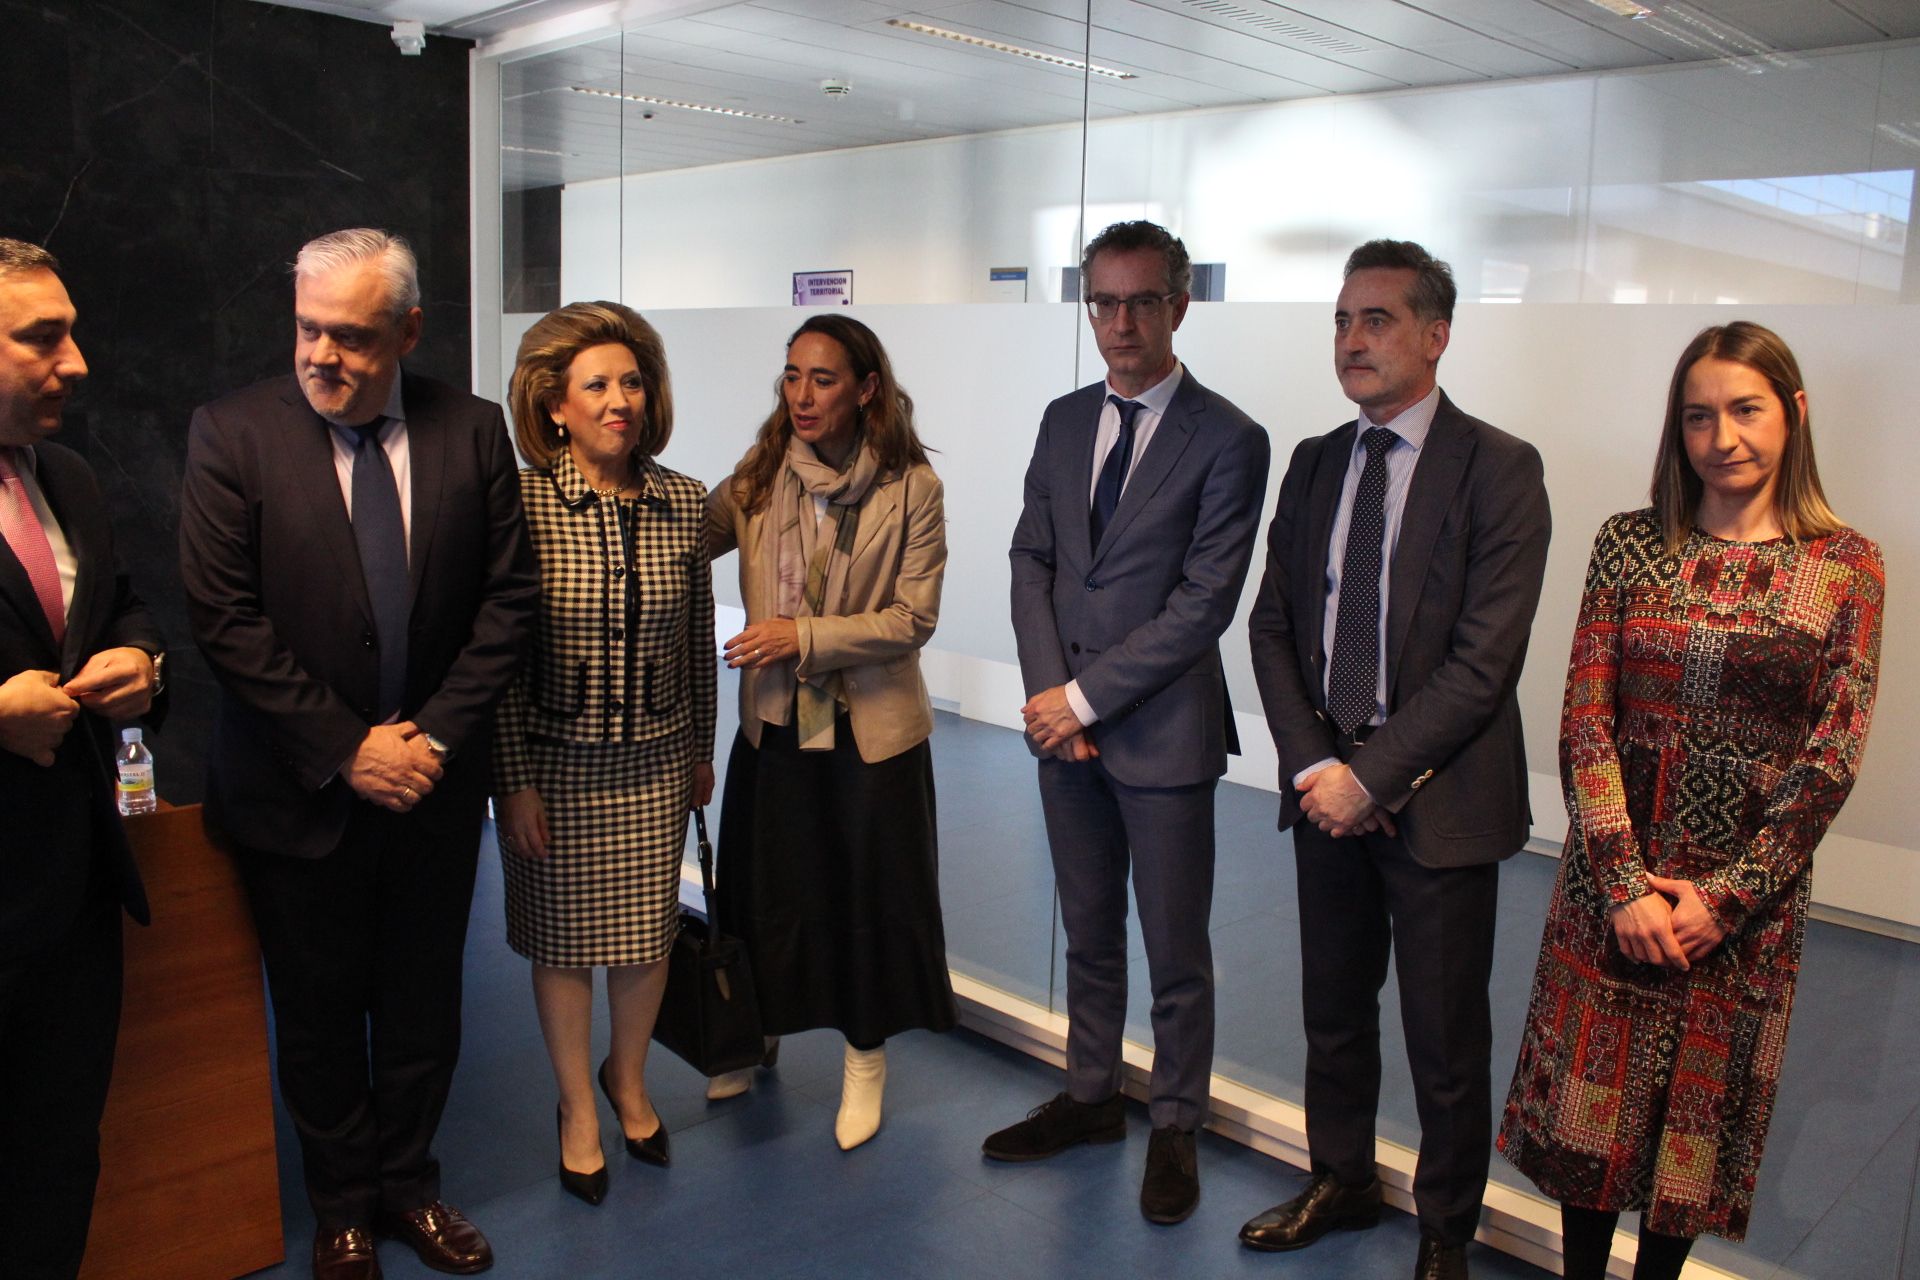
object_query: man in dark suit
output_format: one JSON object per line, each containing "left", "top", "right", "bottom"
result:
{"left": 180, "top": 229, "right": 535, "bottom": 1280}
{"left": 1240, "top": 241, "right": 1550, "bottom": 1279}
{"left": 0, "top": 238, "right": 164, "bottom": 1280}
{"left": 989, "top": 220, "right": 1269, "bottom": 1224}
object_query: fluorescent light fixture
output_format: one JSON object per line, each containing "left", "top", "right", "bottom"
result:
{"left": 1584, "top": 0, "right": 1652, "bottom": 16}
{"left": 502, "top": 144, "right": 576, "bottom": 156}
{"left": 568, "top": 85, "right": 796, "bottom": 123}
{"left": 884, "top": 19, "right": 1137, "bottom": 79}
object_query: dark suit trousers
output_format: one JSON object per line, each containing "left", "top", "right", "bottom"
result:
{"left": 0, "top": 898, "right": 123, "bottom": 1280}
{"left": 235, "top": 804, "right": 481, "bottom": 1228}
{"left": 1294, "top": 820, "right": 1499, "bottom": 1244}
{"left": 1038, "top": 755, "right": 1215, "bottom": 1131}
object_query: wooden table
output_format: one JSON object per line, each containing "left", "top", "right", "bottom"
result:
{"left": 80, "top": 804, "right": 284, "bottom": 1280}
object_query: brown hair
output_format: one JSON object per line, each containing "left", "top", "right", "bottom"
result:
{"left": 1343, "top": 239, "right": 1456, "bottom": 323}
{"left": 1081, "top": 220, "right": 1191, "bottom": 297}
{"left": 1651, "top": 320, "right": 1842, "bottom": 552}
{"left": 509, "top": 301, "right": 674, "bottom": 466}
{"left": 728, "top": 314, "right": 929, "bottom": 515}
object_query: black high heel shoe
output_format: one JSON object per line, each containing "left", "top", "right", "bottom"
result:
{"left": 598, "top": 1058, "right": 670, "bottom": 1166}
{"left": 556, "top": 1106, "right": 608, "bottom": 1206}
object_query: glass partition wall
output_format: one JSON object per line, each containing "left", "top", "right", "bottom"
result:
{"left": 487, "top": 10, "right": 1920, "bottom": 1276}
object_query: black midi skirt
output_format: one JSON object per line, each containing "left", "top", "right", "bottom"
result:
{"left": 714, "top": 717, "right": 957, "bottom": 1045}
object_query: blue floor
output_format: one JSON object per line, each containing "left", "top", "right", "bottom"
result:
{"left": 244, "top": 678, "right": 1920, "bottom": 1278}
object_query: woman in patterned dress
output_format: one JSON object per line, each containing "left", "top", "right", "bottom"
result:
{"left": 704, "top": 314, "right": 956, "bottom": 1150}
{"left": 493, "top": 302, "right": 716, "bottom": 1204}
{"left": 1499, "top": 321, "right": 1883, "bottom": 1279}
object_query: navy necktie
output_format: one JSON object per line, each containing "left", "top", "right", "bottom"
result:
{"left": 1090, "top": 395, "right": 1145, "bottom": 547}
{"left": 1327, "top": 426, "right": 1397, "bottom": 734}
{"left": 350, "top": 419, "right": 409, "bottom": 719}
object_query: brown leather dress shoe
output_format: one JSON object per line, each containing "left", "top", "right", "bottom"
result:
{"left": 375, "top": 1201, "right": 494, "bottom": 1274}
{"left": 1239, "top": 1171, "right": 1383, "bottom": 1251}
{"left": 1415, "top": 1233, "right": 1469, "bottom": 1280}
{"left": 312, "top": 1225, "right": 382, "bottom": 1280}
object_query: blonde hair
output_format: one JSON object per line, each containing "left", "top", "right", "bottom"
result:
{"left": 728, "top": 314, "right": 928, "bottom": 515}
{"left": 1650, "top": 321, "right": 1842, "bottom": 553}
{"left": 509, "top": 301, "right": 674, "bottom": 466}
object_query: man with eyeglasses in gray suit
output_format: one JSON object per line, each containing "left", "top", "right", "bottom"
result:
{"left": 990, "top": 220, "right": 1270, "bottom": 1226}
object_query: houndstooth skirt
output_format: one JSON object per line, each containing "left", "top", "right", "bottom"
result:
{"left": 502, "top": 734, "right": 691, "bottom": 968}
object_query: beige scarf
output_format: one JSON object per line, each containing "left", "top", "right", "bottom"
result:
{"left": 772, "top": 434, "right": 880, "bottom": 749}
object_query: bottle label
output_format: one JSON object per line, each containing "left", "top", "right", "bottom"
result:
{"left": 117, "top": 764, "right": 155, "bottom": 792}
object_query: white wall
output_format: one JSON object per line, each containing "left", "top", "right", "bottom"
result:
{"left": 560, "top": 42, "right": 1917, "bottom": 311}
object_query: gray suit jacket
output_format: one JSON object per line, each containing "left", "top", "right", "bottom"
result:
{"left": 1010, "top": 369, "right": 1269, "bottom": 788}
{"left": 1247, "top": 391, "right": 1550, "bottom": 868}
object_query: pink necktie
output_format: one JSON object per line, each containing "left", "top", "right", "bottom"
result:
{"left": 0, "top": 449, "right": 67, "bottom": 647}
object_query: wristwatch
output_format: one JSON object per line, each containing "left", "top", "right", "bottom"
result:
{"left": 144, "top": 649, "right": 167, "bottom": 696}
{"left": 422, "top": 732, "right": 453, "bottom": 760}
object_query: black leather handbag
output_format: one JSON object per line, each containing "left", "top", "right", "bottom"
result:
{"left": 653, "top": 807, "right": 766, "bottom": 1076}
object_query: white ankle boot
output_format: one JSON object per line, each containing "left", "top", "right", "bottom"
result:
{"left": 705, "top": 1036, "right": 779, "bottom": 1101}
{"left": 835, "top": 1043, "right": 887, "bottom": 1150}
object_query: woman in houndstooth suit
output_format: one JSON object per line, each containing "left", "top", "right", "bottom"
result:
{"left": 705, "top": 314, "right": 957, "bottom": 1151}
{"left": 493, "top": 302, "right": 716, "bottom": 1204}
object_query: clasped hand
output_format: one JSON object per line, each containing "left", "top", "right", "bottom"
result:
{"left": 0, "top": 648, "right": 156, "bottom": 767}
{"left": 1298, "top": 762, "right": 1397, "bottom": 839}
{"left": 723, "top": 617, "right": 799, "bottom": 669}
{"left": 1608, "top": 874, "right": 1727, "bottom": 970}
{"left": 344, "top": 720, "right": 443, "bottom": 812}
{"left": 1022, "top": 685, "right": 1098, "bottom": 761}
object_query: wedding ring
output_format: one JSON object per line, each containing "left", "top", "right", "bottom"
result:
{"left": 754, "top": 647, "right": 762, "bottom": 657}
{"left": 402, "top": 786, "right": 415, "bottom": 802}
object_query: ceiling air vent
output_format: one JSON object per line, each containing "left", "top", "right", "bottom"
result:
{"left": 1178, "top": 0, "right": 1370, "bottom": 54}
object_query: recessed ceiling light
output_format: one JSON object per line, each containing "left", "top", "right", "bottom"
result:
{"left": 568, "top": 85, "right": 797, "bottom": 123}
{"left": 1584, "top": 0, "right": 1653, "bottom": 16}
{"left": 884, "top": 19, "right": 1137, "bottom": 79}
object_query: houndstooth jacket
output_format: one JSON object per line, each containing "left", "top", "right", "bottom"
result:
{"left": 493, "top": 449, "right": 716, "bottom": 795}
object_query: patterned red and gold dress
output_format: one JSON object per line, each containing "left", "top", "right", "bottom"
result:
{"left": 1498, "top": 509, "right": 1883, "bottom": 1241}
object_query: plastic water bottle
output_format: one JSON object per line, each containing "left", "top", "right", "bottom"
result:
{"left": 116, "top": 727, "right": 157, "bottom": 815}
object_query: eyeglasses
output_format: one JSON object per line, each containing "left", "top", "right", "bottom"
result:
{"left": 1085, "top": 292, "right": 1177, "bottom": 322}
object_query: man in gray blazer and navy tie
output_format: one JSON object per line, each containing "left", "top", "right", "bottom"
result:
{"left": 987, "top": 220, "right": 1269, "bottom": 1225}
{"left": 1240, "top": 241, "right": 1550, "bottom": 1280}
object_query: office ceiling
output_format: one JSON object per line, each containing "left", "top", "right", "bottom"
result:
{"left": 258, "top": 0, "right": 1920, "bottom": 189}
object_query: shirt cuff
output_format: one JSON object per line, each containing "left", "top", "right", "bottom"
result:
{"left": 1064, "top": 680, "right": 1099, "bottom": 728}
{"left": 1292, "top": 757, "right": 1339, "bottom": 789}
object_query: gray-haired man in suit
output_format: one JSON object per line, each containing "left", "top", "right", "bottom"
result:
{"left": 1240, "top": 241, "right": 1550, "bottom": 1280}
{"left": 988, "top": 220, "right": 1269, "bottom": 1225}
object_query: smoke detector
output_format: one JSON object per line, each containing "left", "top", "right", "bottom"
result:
{"left": 819, "top": 78, "right": 852, "bottom": 96}
{"left": 390, "top": 20, "right": 426, "bottom": 56}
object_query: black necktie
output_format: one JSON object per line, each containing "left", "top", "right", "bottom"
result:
{"left": 1327, "top": 426, "right": 1396, "bottom": 734}
{"left": 1090, "top": 395, "right": 1144, "bottom": 547}
{"left": 350, "top": 419, "right": 409, "bottom": 719}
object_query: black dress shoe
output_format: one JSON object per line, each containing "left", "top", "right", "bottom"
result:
{"left": 556, "top": 1106, "right": 608, "bottom": 1206}
{"left": 374, "top": 1202, "right": 492, "bottom": 1275}
{"left": 1239, "top": 1171, "right": 1383, "bottom": 1251}
{"left": 1140, "top": 1126, "right": 1200, "bottom": 1224}
{"left": 312, "top": 1225, "right": 382, "bottom": 1280}
{"left": 598, "top": 1058, "right": 670, "bottom": 1166}
{"left": 1415, "top": 1234, "right": 1469, "bottom": 1280}
{"left": 982, "top": 1091, "right": 1126, "bottom": 1162}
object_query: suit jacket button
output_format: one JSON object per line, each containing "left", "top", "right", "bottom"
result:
{"left": 362, "top": 632, "right": 376, "bottom": 649}
{"left": 1083, "top": 577, "right": 1096, "bottom": 591}
{"left": 610, "top": 698, "right": 624, "bottom": 712}
{"left": 1069, "top": 642, "right": 1081, "bottom": 654}
{"left": 611, "top": 626, "right": 623, "bottom": 640}
{"left": 612, "top": 566, "right": 625, "bottom": 578}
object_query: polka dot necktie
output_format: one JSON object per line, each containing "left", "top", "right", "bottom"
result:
{"left": 1090, "top": 395, "right": 1144, "bottom": 547}
{"left": 1326, "top": 427, "right": 1397, "bottom": 735}
{"left": 349, "top": 419, "right": 409, "bottom": 719}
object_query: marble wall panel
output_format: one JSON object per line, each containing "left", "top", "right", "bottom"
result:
{"left": 0, "top": 0, "right": 473, "bottom": 801}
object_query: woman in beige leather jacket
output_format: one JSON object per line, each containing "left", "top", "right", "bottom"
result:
{"left": 704, "top": 314, "right": 956, "bottom": 1149}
